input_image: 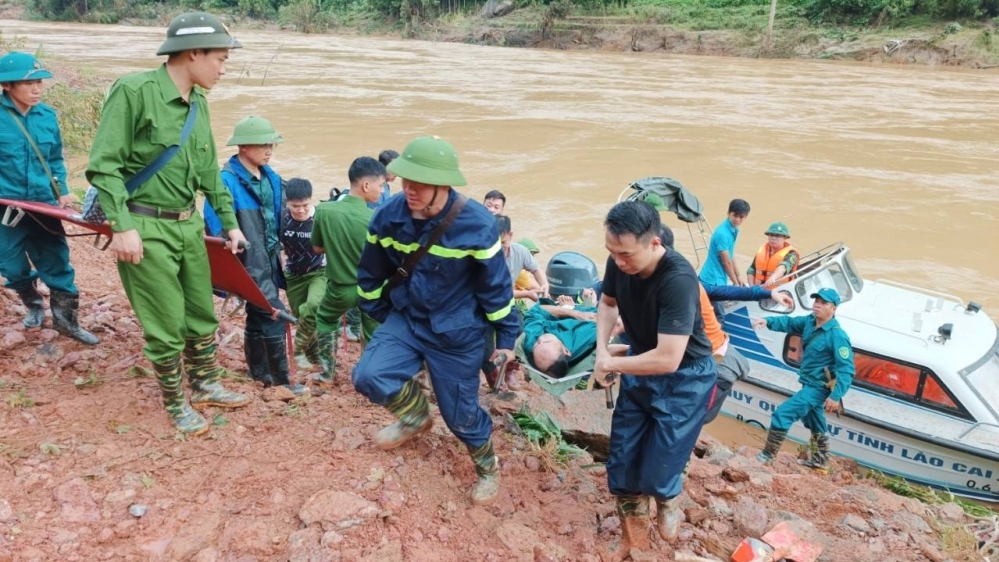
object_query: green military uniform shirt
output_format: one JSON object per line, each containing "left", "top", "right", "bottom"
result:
{"left": 311, "top": 195, "right": 373, "bottom": 287}
{"left": 86, "top": 64, "right": 238, "bottom": 233}
{"left": 765, "top": 314, "right": 855, "bottom": 402}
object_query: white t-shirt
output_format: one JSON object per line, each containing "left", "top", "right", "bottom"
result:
{"left": 506, "top": 243, "right": 539, "bottom": 284}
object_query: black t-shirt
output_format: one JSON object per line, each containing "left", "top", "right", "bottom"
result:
{"left": 280, "top": 210, "right": 326, "bottom": 276}
{"left": 602, "top": 248, "right": 713, "bottom": 363}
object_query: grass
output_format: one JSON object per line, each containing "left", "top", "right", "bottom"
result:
{"left": 5, "top": 389, "right": 35, "bottom": 409}
{"left": 869, "top": 471, "right": 997, "bottom": 559}
{"left": 869, "top": 470, "right": 998, "bottom": 518}
{"left": 511, "top": 409, "right": 587, "bottom": 469}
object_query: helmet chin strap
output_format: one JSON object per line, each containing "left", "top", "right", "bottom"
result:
{"left": 424, "top": 185, "right": 441, "bottom": 215}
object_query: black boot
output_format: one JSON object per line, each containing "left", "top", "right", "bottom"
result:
{"left": 49, "top": 290, "right": 99, "bottom": 345}
{"left": 263, "top": 335, "right": 308, "bottom": 396}
{"left": 16, "top": 280, "right": 45, "bottom": 329}
{"left": 756, "top": 428, "right": 788, "bottom": 464}
{"left": 244, "top": 331, "right": 274, "bottom": 387}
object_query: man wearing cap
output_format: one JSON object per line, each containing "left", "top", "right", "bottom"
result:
{"left": 352, "top": 136, "right": 518, "bottom": 506}
{"left": 86, "top": 12, "right": 249, "bottom": 435}
{"left": 752, "top": 288, "right": 855, "bottom": 472}
{"left": 748, "top": 222, "right": 798, "bottom": 287}
{"left": 204, "top": 115, "right": 306, "bottom": 396}
{"left": 0, "top": 52, "right": 99, "bottom": 345}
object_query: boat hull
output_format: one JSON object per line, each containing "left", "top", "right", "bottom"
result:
{"left": 720, "top": 378, "right": 999, "bottom": 502}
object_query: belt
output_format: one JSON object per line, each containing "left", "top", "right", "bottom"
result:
{"left": 127, "top": 202, "right": 195, "bottom": 221}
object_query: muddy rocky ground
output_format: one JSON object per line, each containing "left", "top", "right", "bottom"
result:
{"left": 0, "top": 231, "right": 987, "bottom": 562}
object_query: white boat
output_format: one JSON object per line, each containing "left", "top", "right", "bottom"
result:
{"left": 622, "top": 178, "right": 999, "bottom": 501}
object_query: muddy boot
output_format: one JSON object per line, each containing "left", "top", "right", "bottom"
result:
{"left": 468, "top": 440, "right": 500, "bottom": 506}
{"left": 245, "top": 332, "right": 274, "bottom": 387}
{"left": 16, "top": 280, "right": 45, "bottom": 329}
{"left": 654, "top": 496, "right": 683, "bottom": 542}
{"left": 154, "top": 356, "right": 208, "bottom": 435}
{"left": 311, "top": 331, "right": 336, "bottom": 386}
{"left": 755, "top": 428, "right": 788, "bottom": 464}
{"left": 294, "top": 328, "right": 316, "bottom": 370}
{"left": 374, "top": 379, "right": 433, "bottom": 450}
{"left": 185, "top": 334, "right": 250, "bottom": 411}
{"left": 50, "top": 290, "right": 99, "bottom": 345}
{"left": 798, "top": 432, "right": 830, "bottom": 474}
{"left": 616, "top": 494, "right": 651, "bottom": 556}
{"left": 264, "top": 334, "right": 308, "bottom": 396}
{"left": 304, "top": 334, "right": 321, "bottom": 365}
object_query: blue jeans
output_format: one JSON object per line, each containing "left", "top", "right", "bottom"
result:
{"left": 607, "top": 354, "right": 717, "bottom": 499}
{"left": 353, "top": 311, "right": 492, "bottom": 448}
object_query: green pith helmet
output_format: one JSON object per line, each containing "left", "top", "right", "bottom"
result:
{"left": 226, "top": 116, "right": 283, "bottom": 146}
{"left": 387, "top": 136, "right": 467, "bottom": 187}
{"left": 156, "top": 12, "right": 243, "bottom": 56}
{"left": 0, "top": 52, "right": 53, "bottom": 83}
{"left": 765, "top": 222, "right": 790, "bottom": 237}
{"left": 518, "top": 238, "right": 540, "bottom": 254}
{"left": 640, "top": 192, "right": 667, "bottom": 212}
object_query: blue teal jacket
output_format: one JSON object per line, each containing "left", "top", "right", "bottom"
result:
{"left": 357, "top": 189, "right": 519, "bottom": 350}
{"left": 204, "top": 155, "right": 285, "bottom": 298}
{"left": 765, "top": 314, "right": 855, "bottom": 402}
{"left": 0, "top": 94, "right": 67, "bottom": 203}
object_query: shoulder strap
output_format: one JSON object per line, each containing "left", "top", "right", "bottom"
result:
{"left": 4, "top": 107, "right": 62, "bottom": 201}
{"left": 124, "top": 102, "right": 199, "bottom": 194}
{"left": 384, "top": 194, "right": 469, "bottom": 294}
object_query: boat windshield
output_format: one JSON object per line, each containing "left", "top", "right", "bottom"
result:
{"left": 843, "top": 252, "right": 864, "bottom": 292}
{"left": 794, "top": 263, "right": 854, "bottom": 310}
{"left": 966, "top": 344, "right": 999, "bottom": 421}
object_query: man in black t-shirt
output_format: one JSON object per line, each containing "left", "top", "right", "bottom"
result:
{"left": 593, "top": 201, "right": 718, "bottom": 556}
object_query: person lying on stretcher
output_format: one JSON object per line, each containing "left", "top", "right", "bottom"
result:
{"left": 524, "top": 289, "right": 624, "bottom": 378}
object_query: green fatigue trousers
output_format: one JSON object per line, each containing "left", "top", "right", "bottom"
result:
{"left": 315, "top": 281, "right": 378, "bottom": 341}
{"left": 117, "top": 213, "right": 218, "bottom": 364}
{"left": 285, "top": 269, "right": 326, "bottom": 343}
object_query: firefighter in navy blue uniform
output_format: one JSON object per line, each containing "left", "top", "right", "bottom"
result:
{"left": 204, "top": 116, "right": 306, "bottom": 396}
{"left": 352, "top": 136, "right": 518, "bottom": 506}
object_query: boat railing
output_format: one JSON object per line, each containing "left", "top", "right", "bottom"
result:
{"left": 871, "top": 279, "right": 966, "bottom": 307}
{"left": 956, "top": 422, "right": 999, "bottom": 446}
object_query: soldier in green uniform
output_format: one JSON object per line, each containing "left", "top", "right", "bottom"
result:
{"left": 86, "top": 12, "right": 249, "bottom": 435}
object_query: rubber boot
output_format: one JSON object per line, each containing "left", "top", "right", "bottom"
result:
{"left": 616, "top": 494, "right": 651, "bottom": 556}
{"left": 294, "top": 328, "right": 315, "bottom": 370}
{"left": 311, "top": 331, "right": 336, "bottom": 386}
{"left": 655, "top": 496, "right": 683, "bottom": 542}
{"left": 304, "top": 334, "right": 321, "bottom": 365}
{"left": 16, "top": 280, "right": 45, "bottom": 329}
{"left": 374, "top": 379, "right": 433, "bottom": 450}
{"left": 468, "top": 440, "right": 500, "bottom": 505}
{"left": 264, "top": 334, "right": 308, "bottom": 396}
{"left": 49, "top": 290, "right": 99, "bottom": 345}
{"left": 245, "top": 332, "right": 274, "bottom": 387}
{"left": 755, "top": 428, "right": 788, "bottom": 464}
{"left": 153, "top": 355, "right": 208, "bottom": 435}
{"left": 185, "top": 335, "right": 250, "bottom": 411}
{"left": 798, "top": 432, "right": 830, "bottom": 474}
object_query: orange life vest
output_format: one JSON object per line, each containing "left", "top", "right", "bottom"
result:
{"left": 699, "top": 284, "right": 727, "bottom": 354}
{"left": 751, "top": 243, "right": 798, "bottom": 285}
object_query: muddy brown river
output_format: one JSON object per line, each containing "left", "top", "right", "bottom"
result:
{"left": 3, "top": 20, "right": 998, "bottom": 445}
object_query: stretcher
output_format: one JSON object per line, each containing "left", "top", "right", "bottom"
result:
{"left": 0, "top": 197, "right": 295, "bottom": 325}
{"left": 513, "top": 332, "right": 594, "bottom": 397}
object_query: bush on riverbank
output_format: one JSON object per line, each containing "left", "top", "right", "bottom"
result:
{"left": 15, "top": 0, "right": 999, "bottom": 28}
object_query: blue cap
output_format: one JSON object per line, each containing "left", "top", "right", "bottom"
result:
{"left": 0, "top": 52, "right": 54, "bottom": 83}
{"left": 810, "top": 288, "right": 841, "bottom": 306}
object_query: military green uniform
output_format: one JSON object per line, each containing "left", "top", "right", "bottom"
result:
{"left": 310, "top": 195, "right": 379, "bottom": 382}
{"left": 85, "top": 11, "right": 248, "bottom": 435}
{"left": 87, "top": 64, "right": 237, "bottom": 363}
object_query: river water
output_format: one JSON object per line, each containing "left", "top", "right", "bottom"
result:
{"left": 4, "top": 19, "right": 998, "bottom": 445}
